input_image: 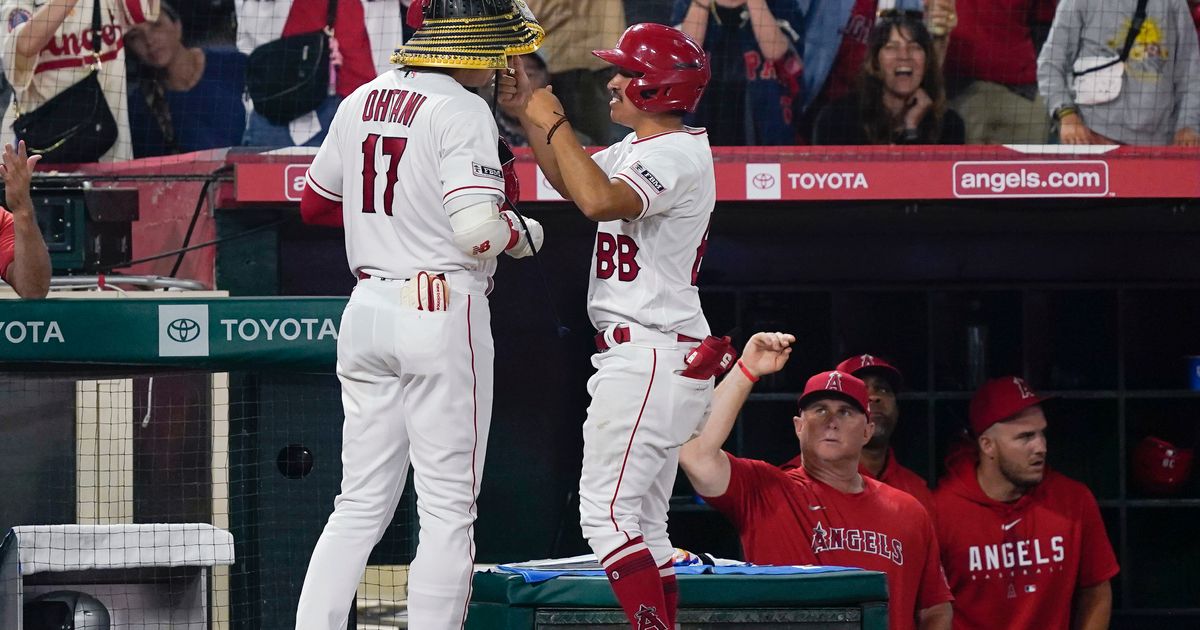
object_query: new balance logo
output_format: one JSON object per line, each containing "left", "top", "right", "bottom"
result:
{"left": 635, "top": 604, "right": 669, "bottom": 630}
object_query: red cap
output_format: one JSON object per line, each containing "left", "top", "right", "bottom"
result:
{"left": 797, "top": 371, "right": 870, "bottom": 415}
{"left": 1133, "top": 436, "right": 1194, "bottom": 495}
{"left": 835, "top": 354, "right": 903, "bottom": 390}
{"left": 968, "top": 376, "right": 1051, "bottom": 435}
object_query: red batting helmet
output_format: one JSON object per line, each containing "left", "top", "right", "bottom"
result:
{"left": 592, "top": 23, "right": 710, "bottom": 114}
{"left": 1133, "top": 436, "right": 1194, "bottom": 495}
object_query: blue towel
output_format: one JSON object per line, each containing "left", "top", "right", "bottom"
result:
{"left": 492, "top": 563, "right": 860, "bottom": 584}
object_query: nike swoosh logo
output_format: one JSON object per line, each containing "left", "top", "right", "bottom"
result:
{"left": 1002, "top": 518, "right": 1022, "bottom": 531}
{"left": 809, "top": 505, "right": 825, "bottom": 511}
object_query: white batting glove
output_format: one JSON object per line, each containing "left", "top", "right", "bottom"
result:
{"left": 501, "top": 210, "right": 544, "bottom": 258}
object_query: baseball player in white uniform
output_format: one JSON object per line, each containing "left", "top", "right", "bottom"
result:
{"left": 502, "top": 23, "right": 720, "bottom": 629}
{"left": 293, "top": 1, "right": 544, "bottom": 628}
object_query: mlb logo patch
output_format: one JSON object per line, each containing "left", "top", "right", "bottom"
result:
{"left": 472, "top": 162, "right": 504, "bottom": 181}
{"left": 632, "top": 162, "right": 665, "bottom": 193}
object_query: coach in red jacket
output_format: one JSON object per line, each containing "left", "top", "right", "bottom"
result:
{"left": 933, "top": 377, "right": 1118, "bottom": 630}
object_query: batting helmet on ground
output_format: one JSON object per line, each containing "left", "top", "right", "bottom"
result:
{"left": 592, "top": 23, "right": 710, "bottom": 114}
{"left": 1133, "top": 435, "right": 1194, "bottom": 495}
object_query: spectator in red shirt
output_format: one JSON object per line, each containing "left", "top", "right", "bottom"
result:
{"left": 943, "top": 0, "right": 1057, "bottom": 144}
{"left": 680, "top": 332, "right": 953, "bottom": 630}
{"left": 933, "top": 377, "right": 1118, "bottom": 630}
{"left": 781, "top": 354, "right": 935, "bottom": 514}
{"left": 0, "top": 141, "right": 49, "bottom": 298}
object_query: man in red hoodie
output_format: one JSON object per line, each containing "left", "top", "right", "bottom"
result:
{"left": 932, "top": 376, "right": 1118, "bottom": 630}
{"left": 782, "top": 354, "right": 935, "bottom": 515}
{"left": 681, "top": 332, "right": 953, "bottom": 630}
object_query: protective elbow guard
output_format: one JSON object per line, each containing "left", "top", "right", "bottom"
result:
{"left": 449, "top": 199, "right": 515, "bottom": 259}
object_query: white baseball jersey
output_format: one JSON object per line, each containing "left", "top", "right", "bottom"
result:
{"left": 296, "top": 68, "right": 504, "bottom": 630}
{"left": 305, "top": 69, "right": 507, "bottom": 294}
{"left": 587, "top": 127, "right": 715, "bottom": 340}
{"left": 1, "top": 0, "right": 160, "bottom": 161}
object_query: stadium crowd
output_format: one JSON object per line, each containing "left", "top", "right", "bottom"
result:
{"left": 0, "top": 0, "right": 1194, "bottom": 161}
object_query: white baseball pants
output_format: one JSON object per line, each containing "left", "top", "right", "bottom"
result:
{"left": 579, "top": 338, "right": 713, "bottom": 567}
{"left": 296, "top": 277, "right": 494, "bottom": 630}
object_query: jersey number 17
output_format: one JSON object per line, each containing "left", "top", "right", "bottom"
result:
{"left": 361, "top": 133, "right": 408, "bottom": 215}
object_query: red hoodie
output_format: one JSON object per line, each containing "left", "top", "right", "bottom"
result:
{"left": 932, "top": 451, "right": 1118, "bottom": 630}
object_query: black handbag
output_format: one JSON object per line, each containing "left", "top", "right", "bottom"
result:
{"left": 12, "top": 0, "right": 117, "bottom": 163}
{"left": 245, "top": 0, "right": 338, "bottom": 125}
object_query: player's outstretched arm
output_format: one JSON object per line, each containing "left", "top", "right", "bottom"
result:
{"left": 498, "top": 60, "right": 570, "bottom": 197}
{"left": 516, "top": 88, "right": 642, "bottom": 222}
{"left": 681, "top": 332, "right": 795, "bottom": 497}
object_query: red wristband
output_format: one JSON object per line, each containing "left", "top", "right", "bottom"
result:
{"left": 737, "top": 359, "right": 759, "bottom": 383}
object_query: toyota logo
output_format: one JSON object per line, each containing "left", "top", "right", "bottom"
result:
{"left": 752, "top": 173, "right": 776, "bottom": 189}
{"left": 167, "top": 318, "right": 201, "bottom": 343}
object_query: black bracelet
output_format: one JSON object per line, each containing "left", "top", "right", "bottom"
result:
{"left": 546, "top": 115, "right": 570, "bottom": 145}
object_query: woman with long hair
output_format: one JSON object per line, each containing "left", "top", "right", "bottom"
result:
{"left": 124, "top": 2, "right": 246, "bottom": 157}
{"left": 813, "top": 13, "right": 964, "bottom": 145}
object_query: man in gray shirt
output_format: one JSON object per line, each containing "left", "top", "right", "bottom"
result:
{"left": 1038, "top": 0, "right": 1200, "bottom": 145}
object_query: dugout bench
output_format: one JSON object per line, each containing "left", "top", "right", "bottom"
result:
{"left": 467, "top": 568, "right": 888, "bottom": 629}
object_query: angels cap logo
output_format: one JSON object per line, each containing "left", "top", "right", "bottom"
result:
{"left": 825, "top": 371, "right": 845, "bottom": 391}
{"left": 1012, "top": 376, "right": 1036, "bottom": 399}
{"left": 859, "top": 354, "right": 875, "bottom": 366}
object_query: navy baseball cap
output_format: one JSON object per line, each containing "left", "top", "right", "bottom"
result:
{"left": 797, "top": 370, "right": 870, "bottom": 415}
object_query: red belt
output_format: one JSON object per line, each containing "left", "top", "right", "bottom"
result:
{"left": 594, "top": 325, "right": 700, "bottom": 352}
{"left": 357, "top": 271, "right": 405, "bottom": 281}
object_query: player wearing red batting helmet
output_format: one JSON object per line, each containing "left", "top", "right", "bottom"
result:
{"left": 501, "top": 22, "right": 719, "bottom": 630}
{"left": 933, "top": 377, "right": 1118, "bottom": 630}
{"left": 591, "top": 22, "right": 711, "bottom": 114}
{"left": 680, "top": 333, "right": 954, "bottom": 630}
